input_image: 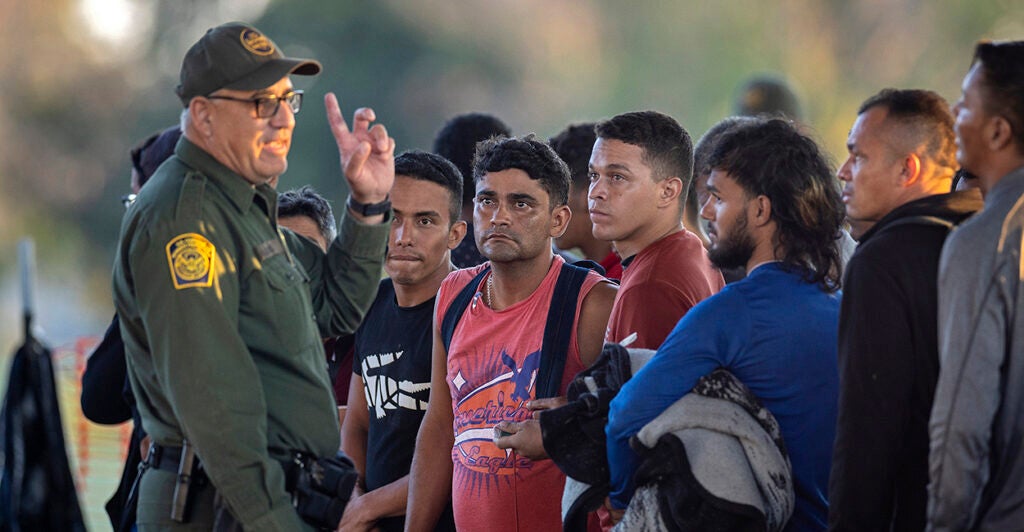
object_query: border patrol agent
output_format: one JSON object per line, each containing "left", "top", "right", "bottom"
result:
{"left": 112, "top": 22, "right": 396, "bottom": 530}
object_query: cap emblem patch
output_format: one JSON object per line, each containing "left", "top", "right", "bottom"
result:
{"left": 240, "top": 28, "right": 275, "bottom": 56}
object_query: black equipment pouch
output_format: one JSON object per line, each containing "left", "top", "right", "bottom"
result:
{"left": 285, "top": 452, "right": 358, "bottom": 531}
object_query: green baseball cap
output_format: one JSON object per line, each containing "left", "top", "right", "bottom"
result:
{"left": 176, "top": 22, "right": 321, "bottom": 106}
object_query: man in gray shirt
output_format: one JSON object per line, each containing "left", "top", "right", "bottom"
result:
{"left": 928, "top": 39, "right": 1024, "bottom": 531}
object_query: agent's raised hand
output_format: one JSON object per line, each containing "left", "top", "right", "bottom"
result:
{"left": 325, "top": 93, "right": 395, "bottom": 222}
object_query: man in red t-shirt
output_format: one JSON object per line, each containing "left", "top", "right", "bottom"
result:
{"left": 589, "top": 111, "right": 724, "bottom": 350}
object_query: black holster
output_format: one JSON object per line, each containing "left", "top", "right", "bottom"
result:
{"left": 138, "top": 443, "right": 208, "bottom": 525}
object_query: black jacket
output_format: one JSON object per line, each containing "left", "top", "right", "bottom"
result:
{"left": 80, "top": 314, "right": 144, "bottom": 531}
{"left": 80, "top": 314, "right": 134, "bottom": 425}
{"left": 829, "top": 191, "right": 982, "bottom": 531}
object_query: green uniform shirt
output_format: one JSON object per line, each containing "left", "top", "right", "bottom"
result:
{"left": 112, "top": 137, "right": 388, "bottom": 530}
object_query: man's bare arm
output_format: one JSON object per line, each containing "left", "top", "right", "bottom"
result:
{"left": 405, "top": 305, "right": 455, "bottom": 531}
{"left": 341, "top": 374, "right": 369, "bottom": 479}
{"left": 577, "top": 281, "right": 617, "bottom": 368}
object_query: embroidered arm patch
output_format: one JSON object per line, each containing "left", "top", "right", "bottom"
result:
{"left": 166, "top": 233, "right": 216, "bottom": 289}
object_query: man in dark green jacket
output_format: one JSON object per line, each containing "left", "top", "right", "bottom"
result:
{"left": 112, "top": 22, "right": 396, "bottom": 530}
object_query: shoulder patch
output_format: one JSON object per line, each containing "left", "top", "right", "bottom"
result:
{"left": 166, "top": 233, "right": 216, "bottom": 290}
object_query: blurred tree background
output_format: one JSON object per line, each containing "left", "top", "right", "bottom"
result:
{"left": 0, "top": 0, "right": 1021, "bottom": 353}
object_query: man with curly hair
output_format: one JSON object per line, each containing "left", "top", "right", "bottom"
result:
{"left": 407, "top": 135, "right": 617, "bottom": 531}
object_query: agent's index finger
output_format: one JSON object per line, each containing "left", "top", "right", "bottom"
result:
{"left": 325, "top": 93, "right": 351, "bottom": 139}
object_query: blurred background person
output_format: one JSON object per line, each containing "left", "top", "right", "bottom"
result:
{"left": 278, "top": 185, "right": 336, "bottom": 251}
{"left": 550, "top": 122, "right": 622, "bottom": 280}
{"left": 734, "top": 74, "right": 803, "bottom": 121}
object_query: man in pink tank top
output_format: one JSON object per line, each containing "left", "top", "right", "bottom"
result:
{"left": 494, "top": 111, "right": 726, "bottom": 530}
{"left": 405, "top": 135, "right": 617, "bottom": 531}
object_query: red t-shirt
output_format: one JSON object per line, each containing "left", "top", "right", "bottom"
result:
{"left": 599, "top": 250, "right": 624, "bottom": 282}
{"left": 437, "top": 256, "right": 605, "bottom": 531}
{"left": 605, "top": 230, "right": 724, "bottom": 349}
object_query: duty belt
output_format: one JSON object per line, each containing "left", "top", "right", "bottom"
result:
{"left": 148, "top": 443, "right": 204, "bottom": 473}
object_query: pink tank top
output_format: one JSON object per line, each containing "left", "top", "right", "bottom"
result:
{"left": 436, "top": 255, "right": 604, "bottom": 531}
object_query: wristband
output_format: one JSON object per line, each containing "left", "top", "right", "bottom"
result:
{"left": 347, "top": 194, "right": 391, "bottom": 216}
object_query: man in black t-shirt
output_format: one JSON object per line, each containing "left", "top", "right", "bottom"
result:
{"left": 340, "top": 151, "right": 466, "bottom": 531}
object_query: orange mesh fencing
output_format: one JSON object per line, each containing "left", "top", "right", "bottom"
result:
{"left": 53, "top": 336, "right": 132, "bottom": 532}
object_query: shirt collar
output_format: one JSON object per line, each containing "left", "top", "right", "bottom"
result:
{"left": 987, "top": 164, "right": 1024, "bottom": 206}
{"left": 175, "top": 136, "right": 277, "bottom": 217}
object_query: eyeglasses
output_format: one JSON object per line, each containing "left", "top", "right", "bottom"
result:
{"left": 206, "top": 90, "right": 304, "bottom": 118}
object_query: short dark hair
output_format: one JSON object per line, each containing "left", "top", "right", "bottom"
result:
{"left": 472, "top": 134, "right": 570, "bottom": 209}
{"left": 857, "top": 88, "right": 957, "bottom": 171}
{"left": 131, "top": 126, "right": 182, "bottom": 188}
{"left": 734, "top": 75, "right": 802, "bottom": 120}
{"left": 709, "top": 118, "right": 844, "bottom": 292}
{"left": 549, "top": 123, "right": 597, "bottom": 188}
{"left": 394, "top": 150, "right": 464, "bottom": 225}
{"left": 278, "top": 185, "right": 337, "bottom": 243}
{"left": 595, "top": 111, "right": 693, "bottom": 188}
{"left": 972, "top": 40, "right": 1024, "bottom": 153}
{"left": 432, "top": 113, "right": 512, "bottom": 206}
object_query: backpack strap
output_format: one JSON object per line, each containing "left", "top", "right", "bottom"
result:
{"left": 440, "top": 266, "right": 490, "bottom": 354}
{"left": 880, "top": 215, "right": 955, "bottom": 233}
{"left": 535, "top": 262, "right": 593, "bottom": 399}
{"left": 572, "top": 259, "right": 606, "bottom": 278}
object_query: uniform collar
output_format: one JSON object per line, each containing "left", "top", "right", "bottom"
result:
{"left": 175, "top": 136, "right": 277, "bottom": 218}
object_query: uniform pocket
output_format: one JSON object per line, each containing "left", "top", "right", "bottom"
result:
{"left": 253, "top": 252, "right": 318, "bottom": 355}
{"left": 263, "top": 254, "right": 305, "bottom": 291}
